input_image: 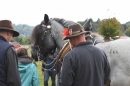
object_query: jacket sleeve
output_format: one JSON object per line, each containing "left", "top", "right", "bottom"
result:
{"left": 60, "top": 53, "right": 75, "bottom": 86}
{"left": 103, "top": 52, "right": 111, "bottom": 84}
{"left": 6, "top": 47, "right": 21, "bottom": 86}
{"left": 32, "top": 64, "right": 40, "bottom": 86}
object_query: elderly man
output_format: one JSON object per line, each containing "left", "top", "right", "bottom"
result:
{"left": 60, "top": 23, "right": 110, "bottom": 86}
{"left": 0, "top": 20, "right": 21, "bottom": 86}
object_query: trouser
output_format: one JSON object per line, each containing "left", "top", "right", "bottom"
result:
{"left": 56, "top": 74, "right": 61, "bottom": 86}
{"left": 44, "top": 70, "right": 56, "bottom": 86}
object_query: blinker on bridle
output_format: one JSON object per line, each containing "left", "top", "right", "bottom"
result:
{"left": 41, "top": 24, "right": 53, "bottom": 40}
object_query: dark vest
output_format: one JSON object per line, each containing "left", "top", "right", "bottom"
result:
{"left": 0, "top": 36, "right": 13, "bottom": 86}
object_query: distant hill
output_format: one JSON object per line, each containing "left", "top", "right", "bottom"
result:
{"left": 125, "top": 21, "right": 130, "bottom": 28}
{"left": 12, "top": 24, "right": 34, "bottom": 36}
{"left": 12, "top": 20, "right": 130, "bottom": 36}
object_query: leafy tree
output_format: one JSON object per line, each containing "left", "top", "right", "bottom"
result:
{"left": 98, "top": 18, "right": 120, "bottom": 41}
{"left": 12, "top": 36, "right": 22, "bottom": 43}
{"left": 12, "top": 35, "right": 31, "bottom": 45}
{"left": 125, "top": 28, "right": 130, "bottom": 37}
{"left": 120, "top": 24, "right": 128, "bottom": 35}
{"left": 125, "top": 21, "right": 130, "bottom": 28}
{"left": 77, "top": 19, "right": 88, "bottom": 25}
{"left": 12, "top": 24, "right": 34, "bottom": 36}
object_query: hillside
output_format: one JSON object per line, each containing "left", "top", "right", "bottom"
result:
{"left": 12, "top": 24, "right": 34, "bottom": 36}
{"left": 12, "top": 20, "right": 130, "bottom": 36}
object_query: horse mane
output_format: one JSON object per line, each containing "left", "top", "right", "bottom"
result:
{"left": 31, "top": 24, "right": 41, "bottom": 45}
{"left": 52, "top": 18, "right": 75, "bottom": 28}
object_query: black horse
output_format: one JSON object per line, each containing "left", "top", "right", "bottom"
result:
{"left": 31, "top": 14, "right": 104, "bottom": 61}
{"left": 31, "top": 14, "right": 75, "bottom": 61}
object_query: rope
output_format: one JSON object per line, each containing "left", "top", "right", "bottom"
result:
{"left": 42, "top": 57, "right": 57, "bottom": 66}
{"left": 42, "top": 60, "right": 57, "bottom": 71}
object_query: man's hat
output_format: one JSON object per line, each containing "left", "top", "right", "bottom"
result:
{"left": 63, "top": 23, "right": 87, "bottom": 40}
{"left": 0, "top": 20, "right": 19, "bottom": 37}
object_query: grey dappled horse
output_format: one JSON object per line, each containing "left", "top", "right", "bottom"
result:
{"left": 96, "top": 38, "right": 130, "bottom": 86}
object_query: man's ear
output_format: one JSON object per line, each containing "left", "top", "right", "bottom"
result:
{"left": 6, "top": 31, "right": 10, "bottom": 36}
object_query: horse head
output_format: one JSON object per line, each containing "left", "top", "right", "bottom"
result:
{"left": 31, "top": 14, "right": 57, "bottom": 61}
{"left": 83, "top": 18, "right": 105, "bottom": 45}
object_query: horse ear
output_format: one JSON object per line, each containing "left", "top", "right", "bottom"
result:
{"left": 83, "top": 18, "right": 92, "bottom": 31}
{"left": 44, "top": 14, "right": 49, "bottom": 25}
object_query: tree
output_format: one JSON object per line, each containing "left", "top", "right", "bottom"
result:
{"left": 98, "top": 18, "right": 120, "bottom": 41}
{"left": 77, "top": 19, "right": 88, "bottom": 25}
{"left": 125, "top": 28, "right": 130, "bottom": 37}
{"left": 12, "top": 35, "right": 31, "bottom": 45}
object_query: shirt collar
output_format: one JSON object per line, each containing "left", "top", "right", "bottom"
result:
{"left": 74, "top": 40, "right": 93, "bottom": 48}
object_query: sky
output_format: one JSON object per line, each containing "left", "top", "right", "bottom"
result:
{"left": 0, "top": 0, "right": 130, "bottom": 26}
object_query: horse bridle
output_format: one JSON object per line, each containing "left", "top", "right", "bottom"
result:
{"left": 31, "top": 45, "right": 42, "bottom": 61}
{"left": 32, "top": 24, "right": 57, "bottom": 70}
{"left": 36, "top": 45, "right": 41, "bottom": 61}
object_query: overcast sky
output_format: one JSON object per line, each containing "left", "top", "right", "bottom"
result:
{"left": 0, "top": 0, "right": 129, "bottom": 26}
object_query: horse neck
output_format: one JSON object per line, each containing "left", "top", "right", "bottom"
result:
{"left": 85, "top": 33, "right": 105, "bottom": 45}
{"left": 51, "top": 19, "right": 74, "bottom": 49}
{"left": 54, "top": 30, "right": 67, "bottom": 49}
{"left": 51, "top": 21, "right": 65, "bottom": 49}
{"left": 92, "top": 33, "right": 105, "bottom": 43}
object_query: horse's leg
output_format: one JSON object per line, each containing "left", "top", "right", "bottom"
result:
{"left": 104, "top": 79, "right": 111, "bottom": 86}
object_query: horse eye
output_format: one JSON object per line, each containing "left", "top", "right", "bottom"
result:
{"left": 44, "top": 31, "right": 47, "bottom": 35}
